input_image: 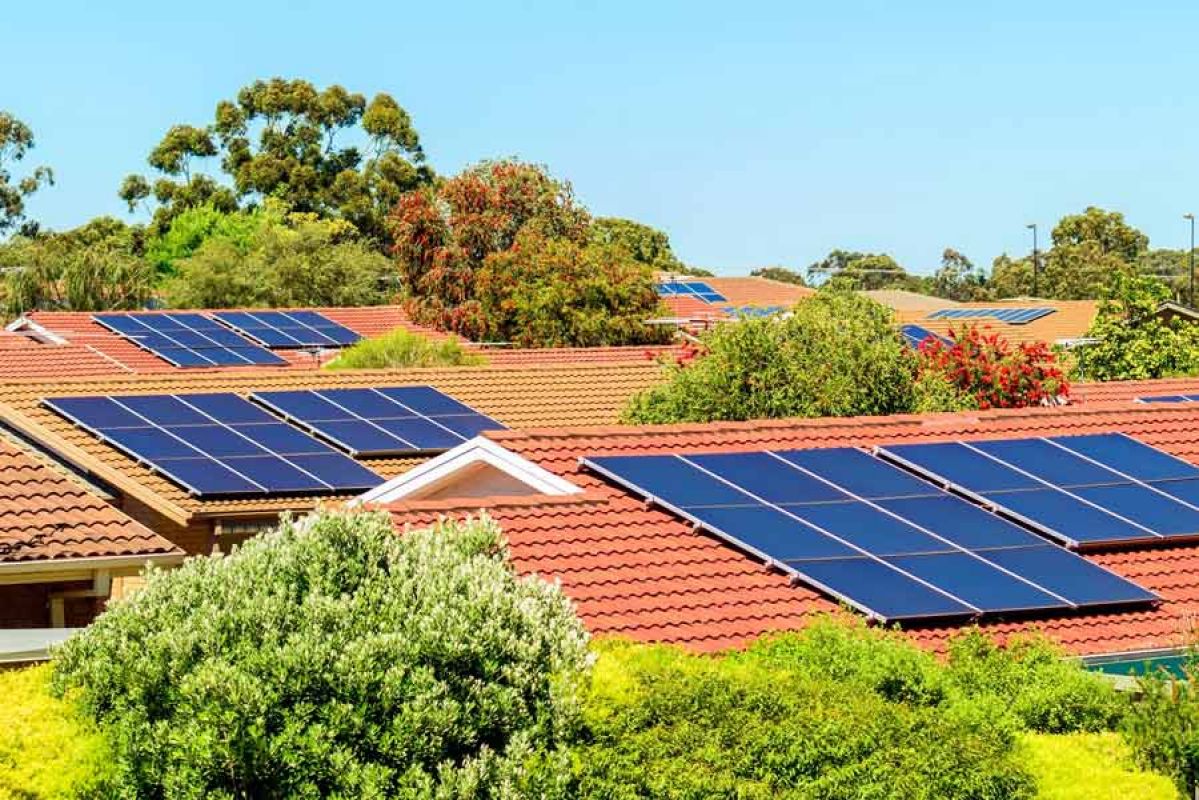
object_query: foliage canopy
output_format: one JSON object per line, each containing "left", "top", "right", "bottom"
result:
{"left": 1079, "top": 271, "right": 1199, "bottom": 380}
{"left": 0, "top": 110, "right": 54, "bottom": 235}
{"left": 325, "top": 328, "right": 485, "bottom": 370}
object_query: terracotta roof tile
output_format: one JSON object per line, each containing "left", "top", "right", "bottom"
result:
{"left": 388, "top": 402, "right": 1199, "bottom": 655}
{"left": 702, "top": 277, "right": 814, "bottom": 307}
{"left": 1073, "top": 378, "right": 1199, "bottom": 405}
{"left": 0, "top": 439, "right": 180, "bottom": 564}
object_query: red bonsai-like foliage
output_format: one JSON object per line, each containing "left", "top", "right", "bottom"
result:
{"left": 916, "top": 324, "right": 1070, "bottom": 410}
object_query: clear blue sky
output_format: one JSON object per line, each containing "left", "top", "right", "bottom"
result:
{"left": 5, "top": 1, "right": 1198, "bottom": 275}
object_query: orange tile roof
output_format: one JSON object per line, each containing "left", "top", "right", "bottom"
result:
{"left": 387, "top": 403, "right": 1199, "bottom": 655}
{"left": 0, "top": 362, "right": 667, "bottom": 526}
{"left": 1073, "top": 378, "right": 1199, "bottom": 405}
{"left": 0, "top": 439, "right": 180, "bottom": 565}
{"left": 860, "top": 289, "right": 958, "bottom": 312}
{"left": 0, "top": 332, "right": 131, "bottom": 379}
{"left": 480, "top": 345, "right": 685, "bottom": 366}
{"left": 704, "top": 277, "right": 814, "bottom": 307}
{"left": 895, "top": 300, "right": 1098, "bottom": 345}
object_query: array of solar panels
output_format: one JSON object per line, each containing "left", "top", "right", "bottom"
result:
{"left": 1138, "top": 395, "right": 1199, "bottom": 404}
{"left": 93, "top": 310, "right": 363, "bottom": 368}
{"left": 901, "top": 324, "right": 950, "bottom": 349}
{"left": 926, "top": 307, "right": 1056, "bottom": 325}
{"left": 883, "top": 435, "right": 1199, "bottom": 548}
{"left": 656, "top": 281, "right": 728, "bottom": 303}
{"left": 720, "top": 305, "right": 786, "bottom": 318}
{"left": 251, "top": 388, "right": 506, "bottom": 456}
{"left": 584, "top": 445, "right": 1155, "bottom": 623}
{"left": 43, "top": 386, "right": 505, "bottom": 497}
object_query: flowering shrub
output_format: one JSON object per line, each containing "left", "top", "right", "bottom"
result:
{"left": 916, "top": 324, "right": 1069, "bottom": 410}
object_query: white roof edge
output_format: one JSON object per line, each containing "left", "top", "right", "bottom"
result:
{"left": 5, "top": 315, "right": 69, "bottom": 345}
{"left": 355, "top": 436, "right": 583, "bottom": 505}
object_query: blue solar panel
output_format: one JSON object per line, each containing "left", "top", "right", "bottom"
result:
{"left": 250, "top": 387, "right": 506, "bottom": 456}
{"left": 981, "top": 546, "right": 1156, "bottom": 606}
{"left": 880, "top": 435, "right": 1199, "bottom": 547}
{"left": 901, "top": 324, "right": 950, "bottom": 349}
{"left": 44, "top": 393, "right": 381, "bottom": 497}
{"left": 1138, "top": 395, "right": 1195, "bottom": 403}
{"left": 926, "top": 307, "right": 1055, "bottom": 325}
{"left": 655, "top": 281, "right": 728, "bottom": 303}
{"left": 93, "top": 313, "right": 288, "bottom": 368}
{"left": 213, "top": 310, "right": 362, "bottom": 349}
{"left": 583, "top": 448, "right": 1155, "bottom": 622}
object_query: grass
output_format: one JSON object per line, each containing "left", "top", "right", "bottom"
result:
{"left": 324, "top": 328, "right": 485, "bottom": 370}
{"left": 1024, "top": 732, "right": 1176, "bottom": 800}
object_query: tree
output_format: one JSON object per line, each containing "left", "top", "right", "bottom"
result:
{"left": 122, "top": 78, "right": 432, "bottom": 242}
{"left": 1, "top": 217, "right": 152, "bottom": 316}
{"left": 915, "top": 325, "right": 1069, "bottom": 410}
{"left": 1078, "top": 272, "right": 1199, "bottom": 381}
{"left": 390, "top": 160, "right": 668, "bottom": 347}
{"left": 164, "top": 204, "right": 392, "bottom": 309}
{"left": 750, "top": 265, "right": 807, "bottom": 286}
{"left": 623, "top": 291, "right": 919, "bottom": 423}
{"left": 52, "top": 510, "right": 590, "bottom": 798}
{"left": 0, "top": 112, "right": 53, "bottom": 235}
{"left": 143, "top": 203, "right": 263, "bottom": 276}
{"left": 1052, "top": 207, "right": 1148, "bottom": 263}
{"left": 930, "top": 248, "right": 988, "bottom": 301}
{"left": 806, "top": 249, "right": 914, "bottom": 290}
{"left": 590, "top": 217, "right": 684, "bottom": 272}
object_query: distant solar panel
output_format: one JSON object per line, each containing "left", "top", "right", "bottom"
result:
{"left": 1138, "top": 394, "right": 1199, "bottom": 404}
{"left": 44, "top": 393, "right": 382, "bottom": 497}
{"left": 93, "top": 313, "right": 288, "bottom": 368}
{"left": 901, "top": 324, "right": 950, "bottom": 349}
{"left": 250, "top": 386, "right": 506, "bottom": 456}
{"left": 926, "top": 307, "right": 1055, "bottom": 325}
{"left": 657, "top": 281, "right": 728, "bottom": 303}
{"left": 719, "top": 305, "right": 786, "bottom": 318}
{"left": 879, "top": 434, "right": 1199, "bottom": 548}
{"left": 582, "top": 447, "right": 1154, "bottom": 623}
{"left": 213, "top": 310, "right": 361, "bottom": 349}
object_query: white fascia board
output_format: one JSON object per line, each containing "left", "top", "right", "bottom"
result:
{"left": 5, "top": 316, "right": 68, "bottom": 345}
{"left": 356, "top": 437, "right": 582, "bottom": 505}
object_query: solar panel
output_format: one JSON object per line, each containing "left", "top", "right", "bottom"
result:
{"left": 1138, "top": 394, "right": 1199, "bottom": 404}
{"left": 250, "top": 387, "right": 506, "bottom": 456}
{"left": 213, "top": 310, "right": 361, "bottom": 349}
{"left": 720, "top": 305, "right": 786, "bottom": 318}
{"left": 93, "top": 313, "right": 288, "bottom": 368}
{"left": 879, "top": 434, "right": 1199, "bottom": 548}
{"left": 656, "top": 281, "right": 728, "bottom": 303}
{"left": 926, "top": 307, "right": 1055, "bottom": 325}
{"left": 582, "top": 448, "right": 1154, "bottom": 623}
{"left": 901, "top": 324, "right": 950, "bottom": 349}
{"left": 44, "top": 393, "right": 382, "bottom": 497}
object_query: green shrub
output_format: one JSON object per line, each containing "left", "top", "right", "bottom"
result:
{"left": 0, "top": 664, "right": 115, "bottom": 798}
{"left": 325, "top": 327, "right": 485, "bottom": 369}
{"left": 1023, "top": 732, "right": 1176, "bottom": 800}
{"left": 945, "top": 630, "right": 1123, "bottom": 733}
{"left": 52, "top": 510, "right": 591, "bottom": 799}
{"left": 569, "top": 639, "right": 1034, "bottom": 799}
{"left": 624, "top": 290, "right": 917, "bottom": 423}
{"left": 1122, "top": 661, "right": 1199, "bottom": 796}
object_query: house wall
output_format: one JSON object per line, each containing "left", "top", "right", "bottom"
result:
{"left": 0, "top": 581, "right": 99, "bottom": 628}
{"left": 120, "top": 495, "right": 215, "bottom": 555}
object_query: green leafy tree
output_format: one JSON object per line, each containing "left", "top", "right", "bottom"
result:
{"left": 624, "top": 291, "right": 918, "bottom": 422}
{"left": 589, "top": 217, "right": 684, "bottom": 272}
{"left": 52, "top": 510, "right": 590, "bottom": 798}
{"left": 807, "top": 249, "right": 914, "bottom": 290}
{"left": 1052, "top": 206, "right": 1148, "bottom": 262}
{"left": 750, "top": 265, "right": 807, "bottom": 285}
{"left": 164, "top": 206, "right": 392, "bottom": 308}
{"left": 931, "top": 248, "right": 989, "bottom": 301}
{"left": 122, "top": 78, "right": 432, "bottom": 241}
{"left": 1078, "top": 272, "right": 1199, "bottom": 380}
{"left": 0, "top": 111, "right": 53, "bottom": 234}
{"left": 326, "top": 328, "right": 484, "bottom": 369}
{"left": 1, "top": 217, "right": 152, "bottom": 316}
{"left": 1138, "top": 248, "right": 1191, "bottom": 302}
{"left": 143, "top": 204, "right": 264, "bottom": 276}
{"left": 391, "top": 160, "right": 667, "bottom": 347}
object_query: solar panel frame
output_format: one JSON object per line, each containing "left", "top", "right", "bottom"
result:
{"left": 925, "top": 307, "right": 1055, "bottom": 325}
{"left": 43, "top": 393, "right": 382, "bottom": 497}
{"left": 93, "top": 313, "right": 288, "bottom": 368}
{"left": 213, "top": 310, "right": 362, "bottom": 349}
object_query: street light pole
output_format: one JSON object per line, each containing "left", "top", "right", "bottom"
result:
{"left": 1026, "top": 223, "right": 1039, "bottom": 297}
{"left": 1186, "top": 213, "right": 1195, "bottom": 307}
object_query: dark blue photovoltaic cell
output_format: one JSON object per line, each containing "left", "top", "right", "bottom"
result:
{"left": 1147, "top": 478, "right": 1199, "bottom": 507}
{"left": 877, "top": 496, "right": 1041, "bottom": 550}
{"left": 883, "top": 442, "right": 1042, "bottom": 493}
{"left": 213, "top": 310, "right": 361, "bottom": 349}
{"left": 251, "top": 387, "right": 506, "bottom": 456}
{"left": 687, "top": 453, "right": 849, "bottom": 505}
{"left": 43, "top": 393, "right": 381, "bottom": 497}
{"left": 971, "top": 439, "right": 1126, "bottom": 488}
{"left": 93, "top": 313, "right": 288, "bottom": 368}
{"left": 981, "top": 488, "right": 1156, "bottom": 545}
{"left": 587, "top": 455, "right": 751, "bottom": 507}
{"left": 926, "top": 307, "right": 1054, "bottom": 325}
{"left": 784, "top": 557, "right": 975, "bottom": 619}
{"left": 777, "top": 448, "right": 941, "bottom": 499}
{"left": 655, "top": 281, "right": 728, "bottom": 303}
{"left": 883, "top": 552, "right": 1067, "bottom": 612}
{"left": 1070, "top": 484, "right": 1199, "bottom": 536}
{"left": 901, "top": 324, "right": 949, "bottom": 349}
{"left": 784, "top": 501, "right": 951, "bottom": 556}
{"left": 1053, "top": 434, "right": 1199, "bottom": 482}
{"left": 981, "top": 546, "right": 1157, "bottom": 606}
{"left": 684, "top": 505, "right": 858, "bottom": 561}
{"left": 1139, "top": 395, "right": 1192, "bottom": 403}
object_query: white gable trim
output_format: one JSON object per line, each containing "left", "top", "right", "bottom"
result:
{"left": 356, "top": 437, "right": 582, "bottom": 504}
{"left": 5, "top": 316, "right": 68, "bottom": 345}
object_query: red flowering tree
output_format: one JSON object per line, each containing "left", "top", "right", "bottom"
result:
{"left": 388, "top": 160, "right": 668, "bottom": 346}
{"left": 916, "top": 325, "right": 1070, "bottom": 410}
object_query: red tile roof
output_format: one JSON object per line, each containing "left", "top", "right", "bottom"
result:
{"left": 386, "top": 403, "right": 1199, "bottom": 655}
{"left": 0, "top": 439, "right": 181, "bottom": 565}
{"left": 1073, "top": 378, "right": 1199, "bottom": 405}
{"left": 0, "top": 332, "right": 130, "bottom": 379}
